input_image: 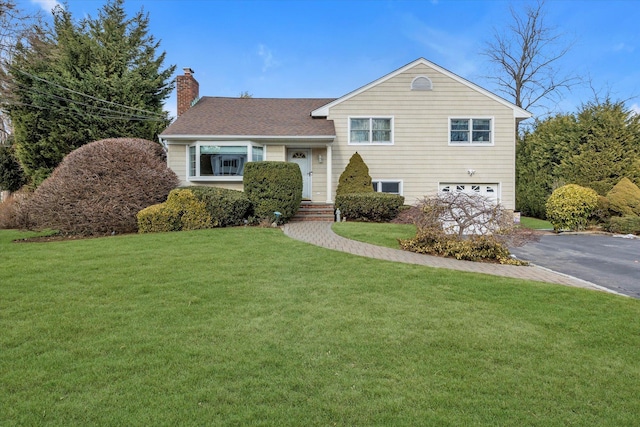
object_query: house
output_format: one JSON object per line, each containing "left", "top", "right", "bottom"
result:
{"left": 159, "top": 58, "right": 532, "bottom": 211}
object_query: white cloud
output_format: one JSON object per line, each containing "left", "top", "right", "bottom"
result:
{"left": 30, "top": 0, "right": 63, "bottom": 13}
{"left": 258, "top": 44, "right": 279, "bottom": 72}
{"left": 631, "top": 103, "right": 640, "bottom": 116}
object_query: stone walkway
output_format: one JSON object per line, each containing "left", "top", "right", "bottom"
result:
{"left": 283, "top": 221, "right": 614, "bottom": 293}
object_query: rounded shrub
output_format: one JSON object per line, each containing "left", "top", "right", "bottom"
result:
{"left": 23, "top": 138, "right": 178, "bottom": 235}
{"left": 243, "top": 161, "right": 302, "bottom": 223}
{"left": 545, "top": 184, "right": 599, "bottom": 232}
{"left": 606, "top": 177, "right": 640, "bottom": 217}
{"left": 137, "top": 203, "right": 179, "bottom": 233}
{"left": 335, "top": 193, "right": 404, "bottom": 222}
{"left": 165, "top": 189, "right": 212, "bottom": 231}
{"left": 336, "top": 152, "right": 374, "bottom": 196}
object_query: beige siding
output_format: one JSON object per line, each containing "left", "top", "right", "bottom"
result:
{"left": 266, "top": 145, "right": 286, "bottom": 161}
{"left": 167, "top": 143, "right": 188, "bottom": 187}
{"left": 327, "top": 63, "right": 518, "bottom": 209}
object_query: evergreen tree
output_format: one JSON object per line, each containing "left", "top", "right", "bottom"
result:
{"left": 336, "top": 152, "right": 373, "bottom": 196}
{"left": 517, "top": 100, "right": 640, "bottom": 217}
{"left": 7, "top": 0, "right": 175, "bottom": 186}
{"left": 0, "top": 138, "right": 25, "bottom": 192}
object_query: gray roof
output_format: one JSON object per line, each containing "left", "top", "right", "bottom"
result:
{"left": 161, "top": 97, "right": 336, "bottom": 137}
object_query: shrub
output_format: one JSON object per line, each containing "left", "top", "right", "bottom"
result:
{"left": 137, "top": 189, "right": 213, "bottom": 233}
{"left": 605, "top": 216, "right": 640, "bottom": 235}
{"left": 166, "top": 189, "right": 212, "bottom": 231}
{"left": 23, "top": 138, "right": 178, "bottom": 235}
{"left": 606, "top": 177, "right": 640, "bottom": 217}
{"left": 186, "top": 186, "right": 251, "bottom": 227}
{"left": 136, "top": 203, "right": 179, "bottom": 233}
{"left": 590, "top": 195, "right": 612, "bottom": 224}
{"left": 243, "top": 162, "right": 302, "bottom": 223}
{"left": 545, "top": 184, "right": 599, "bottom": 232}
{"left": 0, "top": 191, "right": 31, "bottom": 230}
{"left": 399, "top": 228, "right": 526, "bottom": 265}
{"left": 335, "top": 193, "right": 404, "bottom": 222}
{"left": 336, "top": 152, "right": 374, "bottom": 196}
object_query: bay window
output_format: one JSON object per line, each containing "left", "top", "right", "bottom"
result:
{"left": 188, "top": 142, "right": 263, "bottom": 180}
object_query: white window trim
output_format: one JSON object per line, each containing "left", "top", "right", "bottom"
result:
{"left": 186, "top": 141, "right": 263, "bottom": 182}
{"left": 372, "top": 179, "right": 403, "bottom": 195}
{"left": 348, "top": 116, "right": 394, "bottom": 145}
{"left": 448, "top": 117, "right": 494, "bottom": 146}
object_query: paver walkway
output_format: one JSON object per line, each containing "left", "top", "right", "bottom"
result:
{"left": 284, "top": 221, "right": 615, "bottom": 294}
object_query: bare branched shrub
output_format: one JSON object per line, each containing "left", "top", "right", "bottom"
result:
{"left": 23, "top": 138, "right": 178, "bottom": 235}
{"left": 416, "top": 192, "right": 513, "bottom": 236}
{"left": 0, "top": 190, "right": 31, "bottom": 229}
{"left": 399, "top": 192, "right": 538, "bottom": 264}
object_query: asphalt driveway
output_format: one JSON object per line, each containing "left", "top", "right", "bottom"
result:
{"left": 510, "top": 233, "right": 640, "bottom": 298}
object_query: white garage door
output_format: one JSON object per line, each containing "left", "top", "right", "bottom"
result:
{"left": 439, "top": 183, "right": 499, "bottom": 202}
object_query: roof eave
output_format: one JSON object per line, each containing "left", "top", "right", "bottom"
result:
{"left": 159, "top": 134, "right": 336, "bottom": 143}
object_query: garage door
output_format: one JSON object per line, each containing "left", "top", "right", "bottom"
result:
{"left": 439, "top": 183, "right": 499, "bottom": 202}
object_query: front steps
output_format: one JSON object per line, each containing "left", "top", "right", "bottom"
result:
{"left": 291, "top": 202, "right": 335, "bottom": 222}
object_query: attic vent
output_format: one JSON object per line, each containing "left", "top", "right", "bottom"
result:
{"left": 411, "top": 76, "right": 433, "bottom": 91}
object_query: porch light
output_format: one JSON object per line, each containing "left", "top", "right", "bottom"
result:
{"left": 467, "top": 169, "right": 476, "bottom": 176}
{"left": 318, "top": 154, "right": 323, "bottom": 163}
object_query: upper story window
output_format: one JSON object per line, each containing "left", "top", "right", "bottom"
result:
{"left": 349, "top": 117, "right": 393, "bottom": 145}
{"left": 449, "top": 118, "right": 493, "bottom": 145}
{"left": 188, "top": 142, "right": 263, "bottom": 181}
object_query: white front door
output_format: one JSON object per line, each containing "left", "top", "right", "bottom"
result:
{"left": 288, "top": 149, "right": 311, "bottom": 199}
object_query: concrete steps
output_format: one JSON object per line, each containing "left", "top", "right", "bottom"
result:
{"left": 291, "top": 202, "right": 335, "bottom": 222}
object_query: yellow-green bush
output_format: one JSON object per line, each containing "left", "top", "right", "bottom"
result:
{"left": 606, "top": 177, "right": 640, "bottom": 217}
{"left": 545, "top": 184, "right": 599, "bottom": 232}
{"left": 136, "top": 203, "right": 179, "bottom": 233}
{"left": 137, "top": 189, "right": 211, "bottom": 233}
{"left": 165, "top": 189, "right": 212, "bottom": 230}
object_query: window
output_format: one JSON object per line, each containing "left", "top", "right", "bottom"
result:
{"left": 372, "top": 180, "right": 402, "bottom": 195}
{"left": 449, "top": 118, "right": 493, "bottom": 144}
{"left": 187, "top": 143, "right": 263, "bottom": 180}
{"left": 411, "top": 76, "right": 433, "bottom": 91}
{"left": 349, "top": 117, "right": 393, "bottom": 144}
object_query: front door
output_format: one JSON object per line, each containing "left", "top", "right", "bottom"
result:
{"left": 288, "top": 149, "right": 311, "bottom": 199}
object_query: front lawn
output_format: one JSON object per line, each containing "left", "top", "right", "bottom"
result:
{"left": 332, "top": 221, "right": 416, "bottom": 248}
{"left": 1, "top": 228, "right": 639, "bottom": 425}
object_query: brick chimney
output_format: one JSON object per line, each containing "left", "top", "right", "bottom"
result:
{"left": 176, "top": 67, "right": 199, "bottom": 116}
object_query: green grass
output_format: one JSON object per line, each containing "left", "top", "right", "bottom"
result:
{"left": 332, "top": 221, "right": 416, "bottom": 248}
{"left": 520, "top": 216, "right": 553, "bottom": 230}
{"left": 1, "top": 228, "right": 639, "bottom": 425}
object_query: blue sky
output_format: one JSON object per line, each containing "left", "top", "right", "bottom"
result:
{"left": 24, "top": 0, "right": 640, "bottom": 120}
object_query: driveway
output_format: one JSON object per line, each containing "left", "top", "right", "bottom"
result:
{"left": 510, "top": 233, "right": 640, "bottom": 298}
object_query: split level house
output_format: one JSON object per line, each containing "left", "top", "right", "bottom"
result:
{"left": 159, "top": 58, "right": 532, "bottom": 211}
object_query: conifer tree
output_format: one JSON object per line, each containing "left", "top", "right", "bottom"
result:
{"left": 6, "top": 0, "right": 175, "bottom": 186}
{"left": 336, "top": 152, "right": 374, "bottom": 196}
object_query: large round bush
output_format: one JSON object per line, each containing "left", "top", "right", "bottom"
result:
{"left": 24, "top": 138, "right": 178, "bottom": 235}
{"left": 545, "top": 184, "right": 599, "bottom": 232}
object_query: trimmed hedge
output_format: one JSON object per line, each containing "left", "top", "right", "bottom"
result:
{"left": 546, "top": 184, "right": 599, "bottom": 232}
{"left": 335, "top": 192, "right": 404, "bottom": 222}
{"left": 605, "top": 216, "right": 640, "bottom": 235}
{"left": 137, "top": 203, "right": 179, "bottom": 233}
{"left": 186, "top": 186, "right": 252, "bottom": 227}
{"left": 243, "top": 162, "right": 302, "bottom": 223}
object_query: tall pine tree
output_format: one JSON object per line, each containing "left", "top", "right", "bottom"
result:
{"left": 7, "top": 0, "right": 175, "bottom": 186}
